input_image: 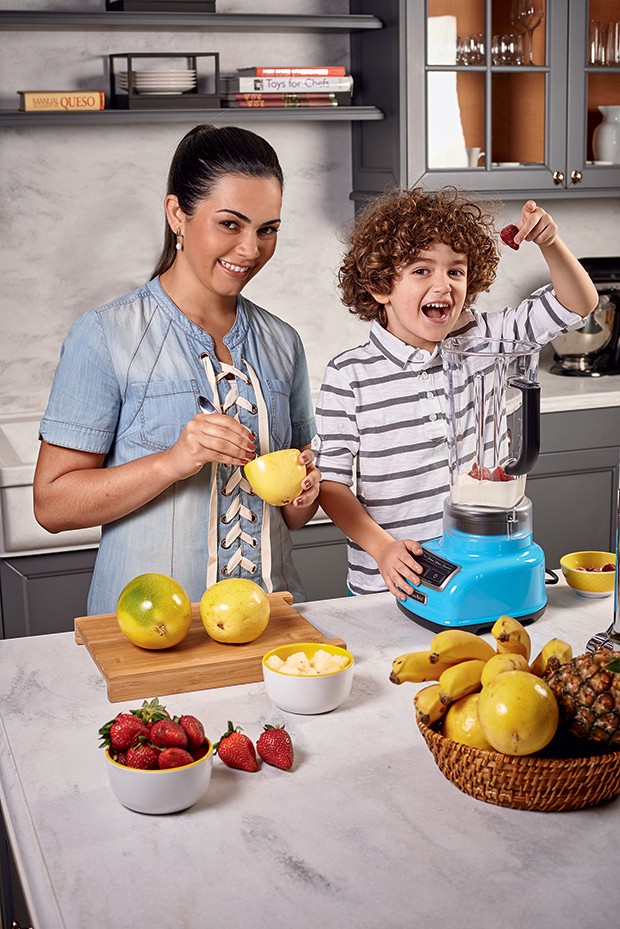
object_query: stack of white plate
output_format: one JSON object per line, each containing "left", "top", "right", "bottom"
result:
{"left": 118, "top": 69, "right": 197, "bottom": 95}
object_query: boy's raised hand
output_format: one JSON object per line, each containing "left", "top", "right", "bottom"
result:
{"left": 512, "top": 199, "right": 558, "bottom": 249}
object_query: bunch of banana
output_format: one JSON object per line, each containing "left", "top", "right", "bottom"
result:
{"left": 390, "top": 619, "right": 574, "bottom": 728}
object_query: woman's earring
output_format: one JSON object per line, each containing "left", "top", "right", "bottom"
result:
{"left": 175, "top": 228, "right": 184, "bottom": 251}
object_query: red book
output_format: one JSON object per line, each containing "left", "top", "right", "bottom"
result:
{"left": 236, "top": 66, "right": 346, "bottom": 77}
{"left": 221, "top": 92, "right": 351, "bottom": 108}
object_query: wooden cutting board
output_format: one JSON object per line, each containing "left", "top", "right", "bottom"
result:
{"left": 74, "top": 591, "right": 346, "bottom": 704}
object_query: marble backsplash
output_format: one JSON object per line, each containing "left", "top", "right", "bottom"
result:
{"left": 1, "top": 0, "right": 620, "bottom": 418}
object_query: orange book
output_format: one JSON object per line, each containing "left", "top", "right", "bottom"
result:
{"left": 18, "top": 90, "right": 105, "bottom": 112}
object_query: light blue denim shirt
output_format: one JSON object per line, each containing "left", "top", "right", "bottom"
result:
{"left": 39, "top": 277, "right": 316, "bottom": 614}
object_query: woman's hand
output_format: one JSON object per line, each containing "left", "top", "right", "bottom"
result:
{"left": 281, "top": 447, "right": 321, "bottom": 530}
{"left": 376, "top": 538, "right": 424, "bottom": 601}
{"left": 165, "top": 412, "right": 256, "bottom": 481}
{"left": 292, "top": 448, "right": 321, "bottom": 508}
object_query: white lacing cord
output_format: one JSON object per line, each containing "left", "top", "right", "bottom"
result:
{"left": 201, "top": 353, "right": 272, "bottom": 591}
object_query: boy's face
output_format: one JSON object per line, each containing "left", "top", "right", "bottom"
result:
{"left": 373, "top": 241, "right": 468, "bottom": 353}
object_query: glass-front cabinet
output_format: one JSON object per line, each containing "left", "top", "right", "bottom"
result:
{"left": 419, "top": 0, "right": 620, "bottom": 195}
{"left": 351, "top": 0, "right": 620, "bottom": 200}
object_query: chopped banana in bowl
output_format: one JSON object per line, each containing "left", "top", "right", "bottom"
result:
{"left": 262, "top": 642, "right": 354, "bottom": 714}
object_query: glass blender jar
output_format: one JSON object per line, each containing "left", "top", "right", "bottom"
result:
{"left": 397, "top": 337, "right": 547, "bottom": 632}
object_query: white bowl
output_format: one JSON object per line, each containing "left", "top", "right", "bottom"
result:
{"left": 262, "top": 642, "right": 354, "bottom": 715}
{"left": 105, "top": 743, "right": 213, "bottom": 814}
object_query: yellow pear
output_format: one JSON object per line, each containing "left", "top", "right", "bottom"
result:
{"left": 477, "top": 670, "right": 559, "bottom": 756}
{"left": 443, "top": 693, "right": 494, "bottom": 751}
{"left": 244, "top": 449, "right": 306, "bottom": 506}
{"left": 200, "top": 578, "right": 270, "bottom": 644}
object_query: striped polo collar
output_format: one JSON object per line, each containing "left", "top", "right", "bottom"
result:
{"left": 369, "top": 319, "right": 440, "bottom": 370}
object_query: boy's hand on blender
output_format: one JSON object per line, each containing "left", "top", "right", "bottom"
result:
{"left": 501, "top": 200, "right": 557, "bottom": 251}
{"left": 376, "top": 539, "right": 424, "bottom": 601}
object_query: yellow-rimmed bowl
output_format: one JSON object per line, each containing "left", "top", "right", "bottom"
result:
{"left": 262, "top": 642, "right": 354, "bottom": 714}
{"left": 105, "top": 741, "right": 213, "bottom": 814}
{"left": 560, "top": 551, "right": 616, "bottom": 598}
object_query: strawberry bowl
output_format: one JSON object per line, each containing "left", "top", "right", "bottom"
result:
{"left": 262, "top": 642, "right": 354, "bottom": 714}
{"left": 105, "top": 741, "right": 213, "bottom": 814}
{"left": 560, "top": 551, "right": 616, "bottom": 598}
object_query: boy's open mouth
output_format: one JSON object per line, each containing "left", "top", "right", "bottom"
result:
{"left": 421, "top": 302, "right": 450, "bottom": 322}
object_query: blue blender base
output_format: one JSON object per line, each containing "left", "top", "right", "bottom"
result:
{"left": 397, "top": 531, "right": 547, "bottom": 634}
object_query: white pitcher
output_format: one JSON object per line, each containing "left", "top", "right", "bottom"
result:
{"left": 593, "top": 105, "right": 620, "bottom": 163}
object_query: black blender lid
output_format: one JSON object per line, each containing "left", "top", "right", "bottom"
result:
{"left": 578, "top": 257, "right": 620, "bottom": 284}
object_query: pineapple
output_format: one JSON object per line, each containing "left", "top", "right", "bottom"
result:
{"left": 547, "top": 650, "right": 620, "bottom": 747}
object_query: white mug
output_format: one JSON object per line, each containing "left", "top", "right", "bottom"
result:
{"left": 466, "top": 147, "right": 485, "bottom": 168}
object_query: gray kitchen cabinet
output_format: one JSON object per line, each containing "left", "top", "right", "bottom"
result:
{"left": 528, "top": 407, "right": 620, "bottom": 566}
{"left": 0, "top": 806, "right": 31, "bottom": 929}
{"left": 0, "top": 526, "right": 348, "bottom": 638}
{"left": 351, "top": 0, "right": 620, "bottom": 201}
{"left": 0, "top": 549, "right": 97, "bottom": 639}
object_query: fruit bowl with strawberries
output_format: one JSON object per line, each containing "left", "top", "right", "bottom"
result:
{"left": 560, "top": 551, "right": 616, "bottom": 598}
{"left": 99, "top": 698, "right": 213, "bottom": 814}
{"left": 262, "top": 642, "right": 354, "bottom": 714}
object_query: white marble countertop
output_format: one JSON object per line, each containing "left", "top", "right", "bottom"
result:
{"left": 0, "top": 579, "right": 619, "bottom": 929}
{"left": 538, "top": 345, "right": 620, "bottom": 413}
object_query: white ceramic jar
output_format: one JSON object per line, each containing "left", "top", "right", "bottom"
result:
{"left": 592, "top": 105, "right": 620, "bottom": 163}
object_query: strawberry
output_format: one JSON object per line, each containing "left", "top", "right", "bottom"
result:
{"left": 135, "top": 697, "right": 170, "bottom": 727}
{"left": 177, "top": 714, "right": 206, "bottom": 749}
{"left": 491, "top": 465, "right": 515, "bottom": 483}
{"left": 158, "top": 747, "right": 195, "bottom": 769}
{"left": 150, "top": 718, "right": 188, "bottom": 749}
{"left": 191, "top": 743, "right": 211, "bottom": 761}
{"left": 468, "top": 463, "right": 491, "bottom": 481}
{"left": 125, "top": 742, "right": 160, "bottom": 770}
{"left": 256, "top": 724, "right": 294, "bottom": 771}
{"left": 99, "top": 712, "right": 149, "bottom": 752}
{"left": 500, "top": 223, "right": 520, "bottom": 250}
{"left": 602, "top": 563, "right": 615, "bottom": 572}
{"left": 214, "top": 721, "right": 259, "bottom": 772}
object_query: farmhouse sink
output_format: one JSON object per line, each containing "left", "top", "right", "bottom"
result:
{"left": 0, "top": 412, "right": 100, "bottom": 556}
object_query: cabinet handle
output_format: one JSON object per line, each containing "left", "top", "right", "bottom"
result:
{"left": 553, "top": 171, "right": 565, "bottom": 185}
{"left": 571, "top": 170, "right": 583, "bottom": 184}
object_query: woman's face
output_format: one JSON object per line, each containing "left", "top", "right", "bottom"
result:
{"left": 171, "top": 172, "right": 282, "bottom": 303}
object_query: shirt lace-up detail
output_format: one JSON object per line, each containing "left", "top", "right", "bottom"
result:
{"left": 201, "top": 353, "right": 272, "bottom": 592}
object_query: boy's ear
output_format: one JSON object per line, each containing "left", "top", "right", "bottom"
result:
{"left": 369, "top": 290, "right": 390, "bottom": 306}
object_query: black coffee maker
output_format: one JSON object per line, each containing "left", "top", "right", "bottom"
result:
{"left": 551, "top": 256, "right": 620, "bottom": 377}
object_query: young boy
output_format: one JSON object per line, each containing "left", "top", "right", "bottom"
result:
{"left": 314, "top": 187, "right": 598, "bottom": 600}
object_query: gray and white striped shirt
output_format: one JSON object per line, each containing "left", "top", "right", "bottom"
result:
{"left": 314, "top": 285, "right": 584, "bottom": 594}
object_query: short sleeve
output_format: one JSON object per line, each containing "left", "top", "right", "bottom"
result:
{"left": 39, "top": 310, "right": 121, "bottom": 454}
{"left": 313, "top": 359, "right": 359, "bottom": 487}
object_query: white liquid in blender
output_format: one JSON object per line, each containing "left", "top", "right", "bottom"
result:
{"left": 451, "top": 472, "right": 527, "bottom": 508}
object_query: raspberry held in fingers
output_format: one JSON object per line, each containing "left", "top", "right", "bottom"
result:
{"left": 500, "top": 224, "right": 520, "bottom": 250}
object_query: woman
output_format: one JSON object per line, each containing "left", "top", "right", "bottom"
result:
{"left": 34, "top": 124, "right": 320, "bottom": 613}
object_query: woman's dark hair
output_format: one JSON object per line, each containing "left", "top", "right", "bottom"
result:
{"left": 151, "top": 124, "right": 284, "bottom": 279}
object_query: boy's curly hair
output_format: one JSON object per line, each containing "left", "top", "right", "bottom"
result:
{"left": 338, "top": 187, "right": 500, "bottom": 322}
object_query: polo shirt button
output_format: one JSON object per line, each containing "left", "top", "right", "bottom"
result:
{"left": 429, "top": 413, "right": 437, "bottom": 422}
{"left": 421, "top": 371, "right": 429, "bottom": 379}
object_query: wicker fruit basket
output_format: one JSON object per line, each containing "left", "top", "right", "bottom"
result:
{"left": 417, "top": 719, "right": 620, "bottom": 812}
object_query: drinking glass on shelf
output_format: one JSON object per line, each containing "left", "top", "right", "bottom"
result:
{"left": 492, "top": 34, "right": 524, "bottom": 65}
{"left": 511, "top": 0, "right": 544, "bottom": 65}
{"left": 456, "top": 34, "right": 485, "bottom": 66}
{"left": 607, "top": 22, "right": 620, "bottom": 66}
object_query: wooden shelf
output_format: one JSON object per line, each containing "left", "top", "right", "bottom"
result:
{"left": 0, "top": 11, "right": 383, "bottom": 32}
{"left": 0, "top": 106, "right": 384, "bottom": 127}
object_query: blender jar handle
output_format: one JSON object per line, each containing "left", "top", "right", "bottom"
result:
{"left": 503, "top": 379, "right": 540, "bottom": 476}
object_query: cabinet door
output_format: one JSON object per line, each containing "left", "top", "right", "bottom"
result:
{"left": 0, "top": 550, "right": 96, "bottom": 638}
{"left": 413, "top": 0, "right": 571, "bottom": 195}
{"left": 566, "top": 0, "right": 620, "bottom": 192}
{"left": 291, "top": 523, "right": 348, "bottom": 601}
